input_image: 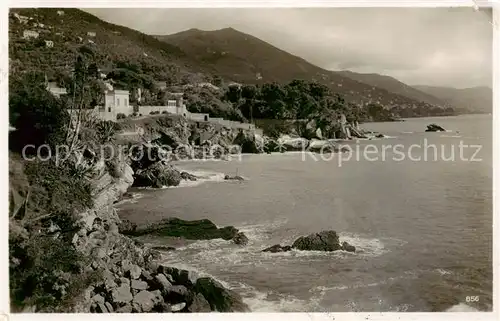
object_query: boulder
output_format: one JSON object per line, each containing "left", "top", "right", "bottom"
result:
{"left": 291, "top": 230, "right": 342, "bottom": 251}
{"left": 278, "top": 135, "right": 309, "bottom": 151}
{"left": 171, "top": 302, "right": 187, "bottom": 312}
{"left": 132, "top": 290, "right": 157, "bottom": 312}
{"left": 126, "top": 264, "right": 142, "bottom": 280}
{"left": 194, "top": 277, "right": 250, "bottom": 312}
{"left": 118, "top": 277, "right": 130, "bottom": 287}
{"left": 129, "top": 143, "right": 169, "bottom": 171}
{"left": 341, "top": 241, "right": 356, "bottom": 252}
{"left": 163, "top": 285, "right": 191, "bottom": 303}
{"left": 131, "top": 279, "right": 149, "bottom": 291}
{"left": 133, "top": 162, "right": 181, "bottom": 188}
{"left": 157, "top": 266, "right": 199, "bottom": 288}
{"left": 426, "top": 123, "right": 446, "bottom": 132}
{"left": 224, "top": 175, "right": 244, "bottom": 181}
{"left": 307, "top": 139, "right": 342, "bottom": 153}
{"left": 105, "top": 302, "right": 114, "bottom": 313}
{"left": 154, "top": 273, "right": 172, "bottom": 290}
{"left": 96, "top": 302, "right": 108, "bottom": 313}
{"left": 188, "top": 293, "right": 212, "bottom": 312}
{"left": 262, "top": 244, "right": 292, "bottom": 253}
{"left": 151, "top": 246, "right": 176, "bottom": 252}
{"left": 91, "top": 294, "right": 105, "bottom": 305}
{"left": 141, "top": 270, "right": 154, "bottom": 282}
{"left": 111, "top": 284, "right": 133, "bottom": 305}
{"left": 233, "top": 130, "right": 262, "bottom": 154}
{"left": 115, "top": 304, "right": 132, "bottom": 313}
{"left": 130, "top": 218, "right": 239, "bottom": 241}
{"left": 232, "top": 232, "right": 249, "bottom": 246}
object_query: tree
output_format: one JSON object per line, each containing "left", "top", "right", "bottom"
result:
{"left": 9, "top": 72, "right": 70, "bottom": 154}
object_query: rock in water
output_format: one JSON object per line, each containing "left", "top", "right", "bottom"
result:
{"left": 232, "top": 232, "right": 249, "bottom": 246}
{"left": 425, "top": 123, "right": 446, "bottom": 132}
{"left": 133, "top": 162, "right": 181, "bottom": 188}
{"left": 194, "top": 277, "right": 250, "bottom": 312}
{"left": 180, "top": 171, "right": 197, "bottom": 181}
{"left": 341, "top": 241, "right": 356, "bottom": 252}
{"left": 233, "top": 130, "right": 262, "bottom": 154}
{"left": 262, "top": 244, "right": 292, "bottom": 253}
{"left": 130, "top": 218, "right": 239, "bottom": 240}
{"left": 224, "top": 174, "right": 244, "bottom": 181}
{"left": 291, "top": 230, "right": 342, "bottom": 251}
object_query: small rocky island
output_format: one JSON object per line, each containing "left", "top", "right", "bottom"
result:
{"left": 262, "top": 230, "right": 355, "bottom": 253}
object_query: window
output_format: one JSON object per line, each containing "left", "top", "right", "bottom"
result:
{"left": 125, "top": 99, "right": 128, "bottom": 106}
{"left": 108, "top": 107, "right": 111, "bottom": 112}
{"left": 117, "top": 98, "right": 120, "bottom": 106}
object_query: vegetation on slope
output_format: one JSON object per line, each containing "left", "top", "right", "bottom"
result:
{"left": 413, "top": 85, "right": 492, "bottom": 114}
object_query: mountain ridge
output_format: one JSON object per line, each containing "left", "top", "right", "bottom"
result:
{"left": 155, "top": 28, "right": 450, "bottom": 110}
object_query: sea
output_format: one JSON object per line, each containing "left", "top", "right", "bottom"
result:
{"left": 117, "top": 114, "right": 493, "bottom": 312}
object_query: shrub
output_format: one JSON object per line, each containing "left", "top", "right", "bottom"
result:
{"left": 10, "top": 231, "right": 99, "bottom": 312}
{"left": 132, "top": 112, "right": 138, "bottom": 117}
{"left": 95, "top": 120, "right": 121, "bottom": 144}
{"left": 161, "top": 111, "right": 168, "bottom": 114}
{"left": 116, "top": 113, "right": 126, "bottom": 120}
{"left": 9, "top": 72, "right": 70, "bottom": 154}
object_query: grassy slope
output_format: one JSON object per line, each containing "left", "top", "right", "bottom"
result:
{"left": 337, "top": 70, "right": 450, "bottom": 107}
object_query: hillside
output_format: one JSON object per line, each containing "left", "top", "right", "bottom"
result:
{"left": 337, "top": 70, "right": 450, "bottom": 107}
{"left": 9, "top": 8, "right": 454, "bottom": 118}
{"left": 8, "top": 8, "right": 208, "bottom": 87}
{"left": 413, "top": 85, "right": 492, "bottom": 114}
{"left": 156, "top": 28, "right": 447, "bottom": 110}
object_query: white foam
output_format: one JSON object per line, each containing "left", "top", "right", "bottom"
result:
{"left": 401, "top": 131, "right": 414, "bottom": 134}
{"left": 435, "top": 268, "right": 452, "bottom": 276}
{"left": 440, "top": 135, "right": 462, "bottom": 138}
{"left": 338, "top": 233, "right": 391, "bottom": 257}
{"left": 445, "top": 303, "right": 480, "bottom": 312}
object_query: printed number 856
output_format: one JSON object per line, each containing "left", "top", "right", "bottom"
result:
{"left": 466, "top": 296, "right": 479, "bottom": 302}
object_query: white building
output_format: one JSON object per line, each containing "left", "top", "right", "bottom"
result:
{"left": 23, "top": 30, "right": 39, "bottom": 39}
{"left": 45, "top": 40, "right": 54, "bottom": 48}
{"left": 57, "top": 10, "right": 65, "bottom": 16}
{"left": 104, "top": 90, "right": 132, "bottom": 115}
{"left": 87, "top": 31, "right": 96, "bottom": 37}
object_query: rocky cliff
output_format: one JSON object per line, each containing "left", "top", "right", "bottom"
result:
{"left": 68, "top": 158, "right": 249, "bottom": 313}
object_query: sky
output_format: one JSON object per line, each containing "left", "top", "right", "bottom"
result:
{"left": 85, "top": 7, "right": 493, "bottom": 89}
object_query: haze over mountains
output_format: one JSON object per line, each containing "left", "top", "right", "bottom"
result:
{"left": 9, "top": 8, "right": 492, "bottom": 114}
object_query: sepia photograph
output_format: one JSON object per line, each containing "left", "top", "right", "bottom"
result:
{"left": 6, "top": 3, "right": 495, "bottom": 315}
